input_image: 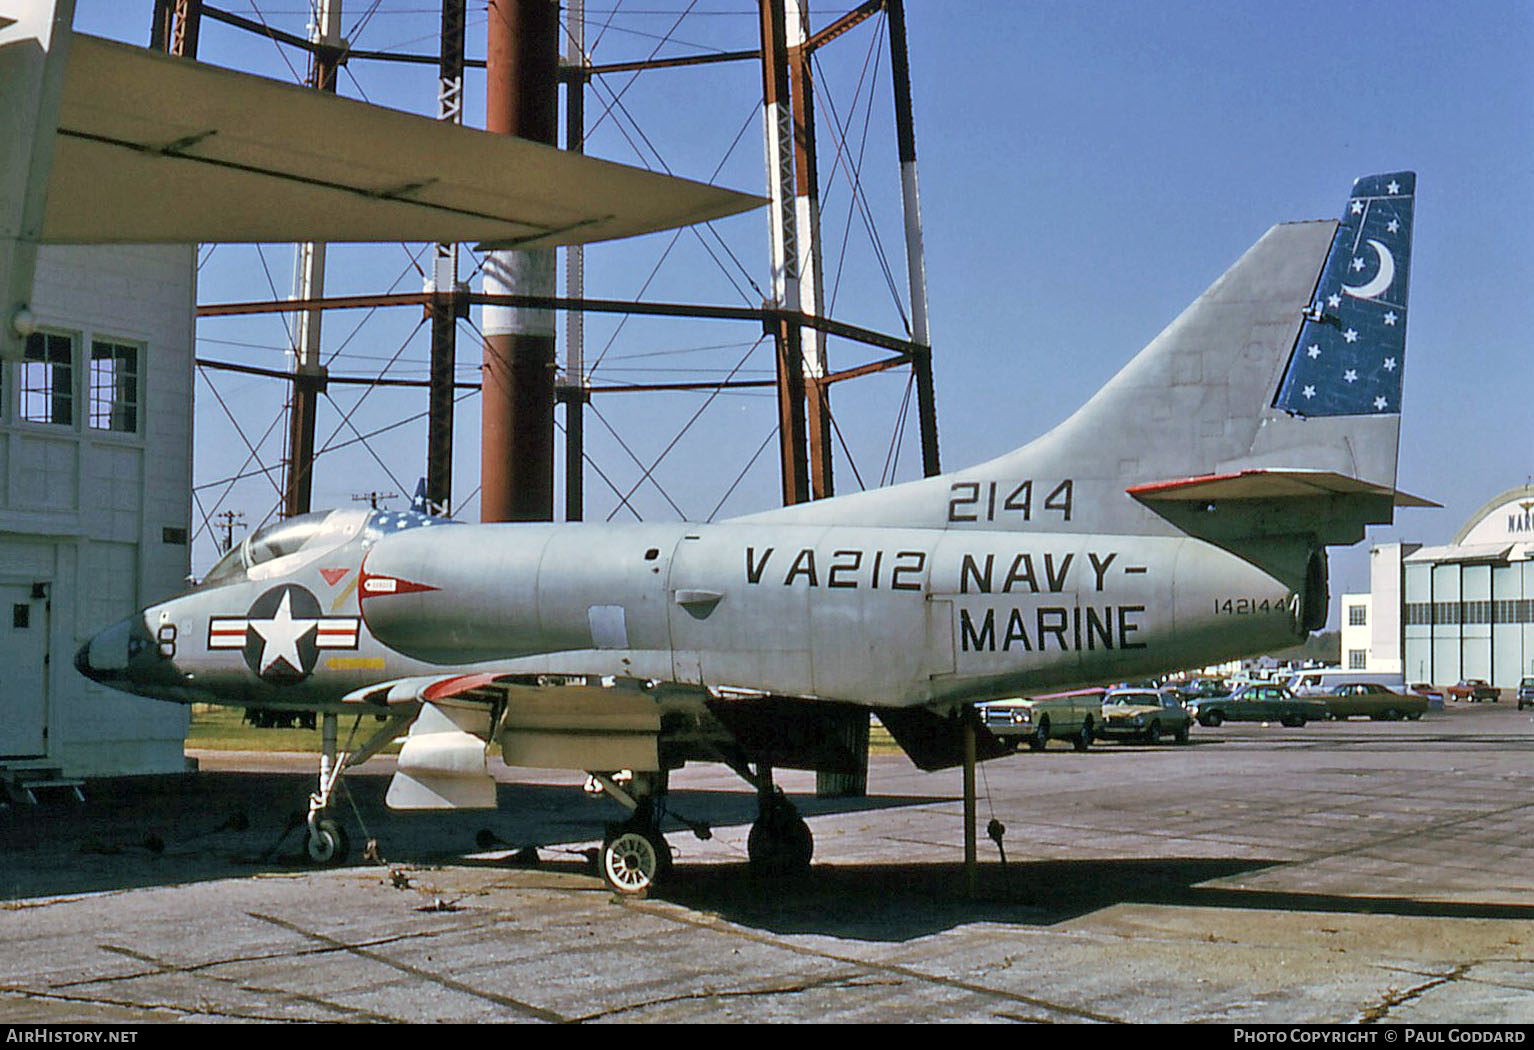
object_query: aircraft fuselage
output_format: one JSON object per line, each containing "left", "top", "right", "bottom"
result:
{"left": 83, "top": 514, "right": 1302, "bottom": 715}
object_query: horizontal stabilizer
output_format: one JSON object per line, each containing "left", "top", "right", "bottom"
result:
{"left": 1128, "top": 470, "right": 1438, "bottom": 508}
{"left": 45, "top": 34, "right": 761, "bottom": 247}
{"left": 385, "top": 701, "right": 497, "bottom": 810}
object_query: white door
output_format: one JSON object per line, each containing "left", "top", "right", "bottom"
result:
{"left": 0, "top": 582, "right": 49, "bottom": 758}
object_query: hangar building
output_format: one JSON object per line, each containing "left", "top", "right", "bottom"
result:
{"left": 0, "top": 245, "right": 196, "bottom": 782}
{"left": 1343, "top": 486, "right": 1534, "bottom": 690}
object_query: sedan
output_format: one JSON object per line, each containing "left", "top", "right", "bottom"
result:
{"left": 1322, "top": 682, "right": 1428, "bottom": 721}
{"left": 1098, "top": 687, "right": 1192, "bottom": 744}
{"left": 1445, "top": 679, "right": 1500, "bottom": 702}
{"left": 1186, "top": 684, "right": 1327, "bottom": 727}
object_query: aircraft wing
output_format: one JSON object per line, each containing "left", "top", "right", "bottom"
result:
{"left": 344, "top": 671, "right": 684, "bottom": 810}
{"left": 44, "top": 33, "right": 762, "bottom": 248}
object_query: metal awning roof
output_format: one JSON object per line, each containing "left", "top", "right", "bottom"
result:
{"left": 1404, "top": 543, "right": 1521, "bottom": 565}
{"left": 42, "top": 34, "right": 761, "bottom": 248}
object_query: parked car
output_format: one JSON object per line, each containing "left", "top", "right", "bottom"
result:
{"left": 1186, "top": 683, "right": 1327, "bottom": 727}
{"left": 979, "top": 689, "right": 1101, "bottom": 752}
{"left": 1321, "top": 682, "right": 1428, "bottom": 721}
{"left": 1098, "top": 687, "right": 1192, "bottom": 744}
{"left": 1445, "top": 679, "right": 1500, "bottom": 702}
{"left": 1175, "top": 677, "right": 1231, "bottom": 702}
{"left": 1517, "top": 677, "right": 1534, "bottom": 711}
{"left": 1288, "top": 668, "right": 1406, "bottom": 697}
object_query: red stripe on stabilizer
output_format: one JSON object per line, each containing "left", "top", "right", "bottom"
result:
{"left": 1125, "top": 472, "right": 1242, "bottom": 496}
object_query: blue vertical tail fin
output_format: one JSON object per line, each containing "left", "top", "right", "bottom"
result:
{"left": 1274, "top": 172, "right": 1414, "bottom": 416}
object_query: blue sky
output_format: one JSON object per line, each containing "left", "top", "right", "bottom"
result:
{"left": 71, "top": 1, "right": 1534, "bottom": 618}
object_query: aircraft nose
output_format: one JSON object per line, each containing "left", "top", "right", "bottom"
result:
{"left": 76, "top": 614, "right": 159, "bottom": 687}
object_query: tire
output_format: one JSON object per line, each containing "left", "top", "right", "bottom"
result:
{"left": 1144, "top": 721, "right": 1162, "bottom": 745}
{"left": 748, "top": 801, "right": 813, "bottom": 878}
{"left": 1174, "top": 723, "right": 1189, "bottom": 745}
{"left": 601, "top": 824, "right": 669, "bottom": 897}
{"left": 1028, "top": 718, "right": 1050, "bottom": 752}
{"left": 306, "top": 818, "right": 349, "bottom": 867}
{"left": 1281, "top": 715, "right": 1306, "bottom": 728}
{"left": 1072, "top": 719, "right": 1093, "bottom": 752}
{"left": 1200, "top": 710, "right": 1224, "bottom": 728}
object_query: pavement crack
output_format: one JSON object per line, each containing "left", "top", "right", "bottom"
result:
{"left": 572, "top": 970, "right": 899, "bottom": 1021}
{"left": 1357, "top": 962, "right": 1472, "bottom": 1023}
{"left": 247, "top": 911, "right": 571, "bottom": 1023}
{"left": 618, "top": 899, "right": 1125, "bottom": 1023}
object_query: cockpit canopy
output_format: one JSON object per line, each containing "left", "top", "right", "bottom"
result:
{"left": 199, "top": 507, "right": 458, "bottom": 589}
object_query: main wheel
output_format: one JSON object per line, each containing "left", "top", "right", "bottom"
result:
{"left": 600, "top": 824, "right": 669, "bottom": 897}
{"left": 1144, "top": 721, "right": 1163, "bottom": 745}
{"left": 748, "top": 797, "right": 813, "bottom": 878}
{"left": 1174, "top": 723, "right": 1190, "bottom": 745}
{"left": 1072, "top": 719, "right": 1093, "bottom": 752}
{"left": 1201, "top": 710, "right": 1224, "bottom": 727}
{"left": 1028, "top": 718, "right": 1050, "bottom": 752}
{"left": 306, "top": 818, "right": 350, "bottom": 867}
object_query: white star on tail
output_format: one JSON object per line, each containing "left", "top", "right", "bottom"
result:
{"left": 248, "top": 591, "right": 317, "bottom": 675}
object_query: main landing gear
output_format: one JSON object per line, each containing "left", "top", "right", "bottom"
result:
{"left": 588, "top": 763, "right": 815, "bottom": 897}
{"left": 747, "top": 777, "right": 813, "bottom": 879}
{"left": 591, "top": 772, "right": 679, "bottom": 898}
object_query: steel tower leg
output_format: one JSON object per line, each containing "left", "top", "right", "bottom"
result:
{"left": 482, "top": 0, "right": 559, "bottom": 524}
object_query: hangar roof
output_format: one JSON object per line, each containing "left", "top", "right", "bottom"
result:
{"left": 1404, "top": 542, "right": 1532, "bottom": 565}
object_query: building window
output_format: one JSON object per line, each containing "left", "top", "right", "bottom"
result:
{"left": 90, "top": 340, "right": 140, "bottom": 433}
{"left": 1348, "top": 604, "right": 1367, "bottom": 626}
{"left": 20, "top": 331, "right": 74, "bottom": 425}
{"left": 1348, "top": 649, "right": 1367, "bottom": 670}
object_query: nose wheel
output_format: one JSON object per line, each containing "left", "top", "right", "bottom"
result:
{"left": 306, "top": 818, "right": 350, "bottom": 866}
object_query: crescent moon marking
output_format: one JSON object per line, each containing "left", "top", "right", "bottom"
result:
{"left": 1343, "top": 239, "right": 1394, "bottom": 300}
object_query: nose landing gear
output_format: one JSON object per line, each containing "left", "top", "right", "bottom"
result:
{"left": 304, "top": 710, "right": 415, "bottom": 867}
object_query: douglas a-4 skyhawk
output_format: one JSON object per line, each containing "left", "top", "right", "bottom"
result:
{"left": 79, "top": 173, "right": 1424, "bottom": 896}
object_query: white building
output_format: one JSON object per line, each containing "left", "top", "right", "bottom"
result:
{"left": 1351, "top": 488, "right": 1534, "bottom": 689}
{"left": 1340, "top": 591, "right": 1372, "bottom": 671}
{"left": 0, "top": 244, "right": 195, "bottom": 778}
